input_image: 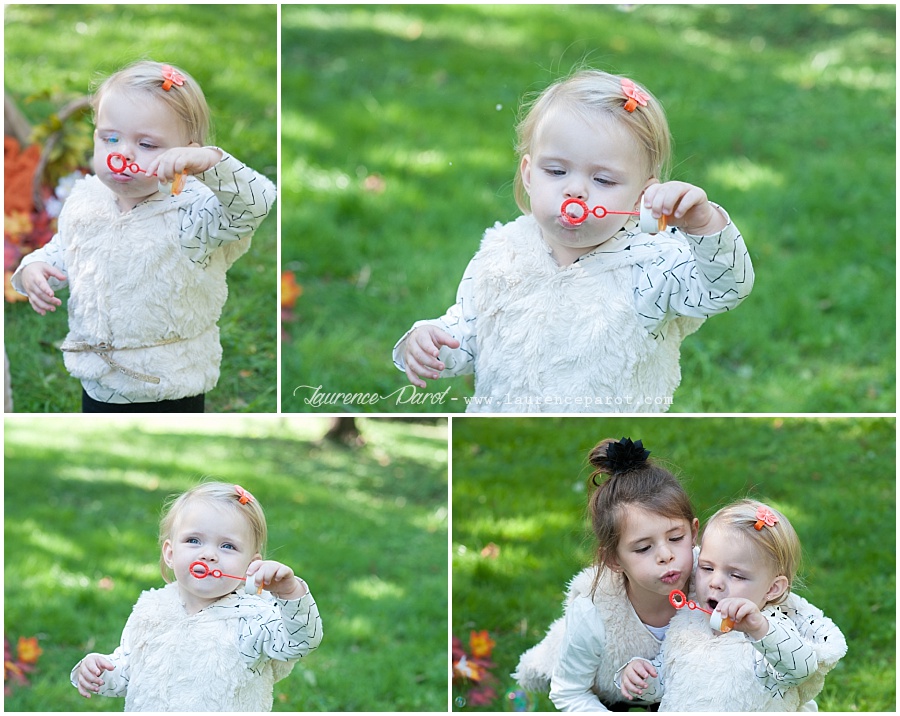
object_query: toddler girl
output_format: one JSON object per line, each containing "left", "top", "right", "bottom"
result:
{"left": 393, "top": 69, "right": 753, "bottom": 413}
{"left": 70, "top": 482, "right": 323, "bottom": 711}
{"left": 513, "top": 437, "right": 699, "bottom": 710}
{"left": 12, "top": 60, "right": 276, "bottom": 412}
{"left": 617, "top": 500, "right": 846, "bottom": 711}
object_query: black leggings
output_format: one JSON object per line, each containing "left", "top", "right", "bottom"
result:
{"left": 81, "top": 390, "right": 205, "bottom": 413}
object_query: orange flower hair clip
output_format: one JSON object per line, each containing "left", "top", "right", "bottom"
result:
{"left": 621, "top": 78, "right": 649, "bottom": 113}
{"left": 754, "top": 505, "right": 778, "bottom": 530}
{"left": 161, "top": 65, "right": 186, "bottom": 91}
{"left": 234, "top": 484, "right": 255, "bottom": 505}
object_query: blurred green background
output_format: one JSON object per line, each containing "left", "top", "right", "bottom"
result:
{"left": 452, "top": 417, "right": 895, "bottom": 711}
{"left": 4, "top": 4, "right": 278, "bottom": 412}
{"left": 281, "top": 4, "right": 894, "bottom": 413}
{"left": 4, "top": 416, "right": 448, "bottom": 711}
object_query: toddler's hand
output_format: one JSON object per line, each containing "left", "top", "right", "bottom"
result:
{"left": 402, "top": 326, "right": 460, "bottom": 388}
{"left": 74, "top": 653, "right": 115, "bottom": 698}
{"left": 619, "top": 658, "right": 657, "bottom": 700}
{"left": 714, "top": 597, "right": 768, "bottom": 640}
{"left": 145, "top": 146, "right": 223, "bottom": 183}
{"left": 246, "top": 559, "right": 309, "bottom": 600}
{"left": 642, "top": 181, "right": 727, "bottom": 235}
{"left": 20, "top": 262, "right": 66, "bottom": 315}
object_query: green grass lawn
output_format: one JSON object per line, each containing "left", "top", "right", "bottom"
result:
{"left": 4, "top": 4, "right": 278, "bottom": 412}
{"left": 281, "top": 4, "right": 895, "bottom": 413}
{"left": 452, "top": 417, "right": 895, "bottom": 711}
{"left": 4, "top": 416, "right": 449, "bottom": 711}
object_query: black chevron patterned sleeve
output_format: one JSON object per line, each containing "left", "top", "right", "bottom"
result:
{"left": 178, "top": 150, "right": 277, "bottom": 267}
{"left": 633, "top": 206, "right": 754, "bottom": 332}
{"left": 751, "top": 610, "right": 817, "bottom": 694}
{"left": 238, "top": 590, "right": 323, "bottom": 670}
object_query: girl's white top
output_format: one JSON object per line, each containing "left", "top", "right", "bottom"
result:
{"left": 12, "top": 151, "right": 276, "bottom": 403}
{"left": 70, "top": 581, "right": 323, "bottom": 712}
{"left": 394, "top": 211, "right": 753, "bottom": 412}
{"left": 513, "top": 566, "right": 664, "bottom": 711}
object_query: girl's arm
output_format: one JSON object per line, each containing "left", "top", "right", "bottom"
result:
{"left": 393, "top": 257, "right": 478, "bottom": 379}
{"left": 177, "top": 149, "right": 277, "bottom": 267}
{"left": 238, "top": 586, "right": 323, "bottom": 668}
{"left": 10, "top": 233, "right": 68, "bottom": 296}
{"left": 549, "top": 598, "right": 613, "bottom": 712}
{"left": 782, "top": 593, "right": 849, "bottom": 706}
{"left": 750, "top": 610, "right": 818, "bottom": 689}
{"left": 70, "top": 615, "right": 136, "bottom": 698}
{"left": 632, "top": 205, "right": 754, "bottom": 333}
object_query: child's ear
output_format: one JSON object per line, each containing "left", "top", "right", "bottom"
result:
{"left": 690, "top": 517, "right": 700, "bottom": 545}
{"left": 765, "top": 575, "right": 790, "bottom": 603}
{"left": 162, "top": 539, "right": 174, "bottom": 568}
{"left": 520, "top": 154, "right": 533, "bottom": 193}
{"left": 605, "top": 554, "right": 622, "bottom": 574}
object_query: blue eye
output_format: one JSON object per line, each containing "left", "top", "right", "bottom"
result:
{"left": 105, "top": 136, "right": 119, "bottom": 144}
{"left": 222, "top": 543, "right": 237, "bottom": 551}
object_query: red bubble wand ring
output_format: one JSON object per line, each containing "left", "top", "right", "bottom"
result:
{"left": 189, "top": 561, "right": 263, "bottom": 594}
{"left": 669, "top": 589, "right": 735, "bottom": 633}
{"left": 561, "top": 197, "right": 667, "bottom": 234}
{"left": 107, "top": 153, "right": 186, "bottom": 195}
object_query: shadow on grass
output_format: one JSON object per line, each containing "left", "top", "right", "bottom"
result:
{"left": 5, "top": 417, "right": 448, "bottom": 711}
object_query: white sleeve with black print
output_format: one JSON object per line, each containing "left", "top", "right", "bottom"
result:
{"left": 632, "top": 206, "right": 754, "bottom": 334}
{"left": 238, "top": 590, "right": 323, "bottom": 671}
{"left": 178, "top": 149, "right": 277, "bottom": 267}
{"left": 751, "top": 610, "right": 817, "bottom": 694}
{"left": 392, "top": 257, "right": 478, "bottom": 377}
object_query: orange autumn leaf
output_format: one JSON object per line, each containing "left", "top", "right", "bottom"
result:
{"left": 281, "top": 270, "right": 302, "bottom": 309}
{"left": 16, "top": 636, "right": 42, "bottom": 665}
{"left": 4, "top": 138, "right": 41, "bottom": 215}
{"left": 453, "top": 654, "right": 486, "bottom": 682}
{"left": 4, "top": 272, "right": 27, "bottom": 303}
{"left": 469, "top": 630, "right": 495, "bottom": 659}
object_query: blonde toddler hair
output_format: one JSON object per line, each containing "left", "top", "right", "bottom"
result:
{"left": 158, "top": 481, "right": 267, "bottom": 582}
{"left": 705, "top": 499, "right": 801, "bottom": 605}
{"left": 513, "top": 69, "right": 672, "bottom": 212}
{"left": 92, "top": 59, "right": 211, "bottom": 145}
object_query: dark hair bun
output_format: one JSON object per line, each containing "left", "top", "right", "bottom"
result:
{"left": 590, "top": 437, "right": 651, "bottom": 483}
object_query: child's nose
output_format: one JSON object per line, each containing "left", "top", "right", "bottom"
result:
{"left": 563, "top": 178, "right": 588, "bottom": 200}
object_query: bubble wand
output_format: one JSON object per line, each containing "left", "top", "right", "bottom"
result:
{"left": 107, "top": 153, "right": 186, "bottom": 196}
{"left": 669, "top": 589, "right": 735, "bottom": 633}
{"left": 189, "top": 560, "right": 263, "bottom": 595}
{"left": 560, "top": 197, "right": 667, "bottom": 235}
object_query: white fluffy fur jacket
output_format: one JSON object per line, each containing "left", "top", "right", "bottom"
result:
{"left": 393, "top": 213, "right": 756, "bottom": 412}
{"left": 656, "top": 594, "right": 847, "bottom": 712}
{"left": 513, "top": 566, "right": 662, "bottom": 710}
{"left": 71, "top": 582, "right": 322, "bottom": 711}
{"left": 515, "top": 566, "right": 846, "bottom": 712}
{"left": 13, "top": 153, "right": 275, "bottom": 402}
